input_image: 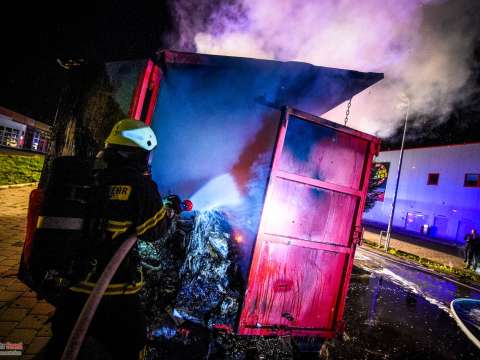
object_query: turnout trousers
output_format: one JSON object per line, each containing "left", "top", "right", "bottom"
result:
{"left": 45, "top": 290, "right": 146, "bottom": 360}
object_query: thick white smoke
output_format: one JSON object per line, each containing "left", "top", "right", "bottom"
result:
{"left": 170, "top": 0, "right": 479, "bottom": 137}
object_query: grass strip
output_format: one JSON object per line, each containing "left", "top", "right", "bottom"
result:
{"left": 0, "top": 154, "right": 44, "bottom": 185}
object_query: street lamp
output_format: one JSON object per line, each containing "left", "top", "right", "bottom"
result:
{"left": 384, "top": 95, "right": 410, "bottom": 252}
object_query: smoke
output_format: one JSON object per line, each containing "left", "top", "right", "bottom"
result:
{"left": 169, "top": 0, "right": 479, "bottom": 137}
{"left": 190, "top": 173, "right": 243, "bottom": 211}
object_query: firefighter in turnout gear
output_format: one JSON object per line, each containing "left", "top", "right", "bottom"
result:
{"left": 46, "top": 119, "right": 171, "bottom": 359}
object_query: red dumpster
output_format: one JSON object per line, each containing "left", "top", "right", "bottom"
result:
{"left": 132, "top": 51, "right": 381, "bottom": 338}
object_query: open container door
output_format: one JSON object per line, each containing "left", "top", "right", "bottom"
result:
{"left": 239, "top": 107, "right": 379, "bottom": 337}
{"left": 129, "top": 59, "right": 162, "bottom": 124}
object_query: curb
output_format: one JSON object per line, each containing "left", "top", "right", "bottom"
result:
{"left": 0, "top": 182, "right": 38, "bottom": 190}
{"left": 363, "top": 224, "right": 461, "bottom": 249}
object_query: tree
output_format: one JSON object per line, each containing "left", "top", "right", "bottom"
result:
{"left": 364, "top": 162, "right": 389, "bottom": 213}
{"left": 40, "top": 62, "right": 127, "bottom": 187}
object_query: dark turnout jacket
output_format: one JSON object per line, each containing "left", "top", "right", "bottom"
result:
{"left": 70, "top": 161, "right": 169, "bottom": 295}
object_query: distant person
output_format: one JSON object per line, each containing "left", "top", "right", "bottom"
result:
{"left": 473, "top": 229, "right": 480, "bottom": 271}
{"left": 464, "top": 229, "right": 479, "bottom": 270}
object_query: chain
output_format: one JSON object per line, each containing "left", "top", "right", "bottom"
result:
{"left": 344, "top": 98, "right": 352, "bottom": 126}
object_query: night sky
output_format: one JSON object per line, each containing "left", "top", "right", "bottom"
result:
{"left": 1, "top": 1, "right": 173, "bottom": 124}
{"left": 1, "top": 1, "right": 479, "bottom": 148}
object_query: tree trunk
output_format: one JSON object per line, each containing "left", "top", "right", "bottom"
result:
{"left": 39, "top": 63, "right": 127, "bottom": 187}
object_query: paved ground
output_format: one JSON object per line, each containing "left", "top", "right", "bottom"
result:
{"left": 0, "top": 185, "right": 473, "bottom": 358}
{"left": 0, "top": 185, "right": 53, "bottom": 359}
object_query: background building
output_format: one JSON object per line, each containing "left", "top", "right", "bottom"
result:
{"left": 0, "top": 106, "right": 51, "bottom": 153}
{"left": 363, "top": 143, "right": 480, "bottom": 245}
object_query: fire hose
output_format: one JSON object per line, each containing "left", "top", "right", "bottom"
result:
{"left": 61, "top": 234, "right": 138, "bottom": 360}
{"left": 60, "top": 196, "right": 192, "bottom": 359}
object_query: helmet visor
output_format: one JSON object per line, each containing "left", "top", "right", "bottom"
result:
{"left": 121, "top": 127, "right": 157, "bottom": 151}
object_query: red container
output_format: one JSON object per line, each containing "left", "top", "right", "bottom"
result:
{"left": 129, "top": 51, "right": 381, "bottom": 338}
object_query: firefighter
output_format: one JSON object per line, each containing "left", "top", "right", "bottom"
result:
{"left": 464, "top": 228, "right": 479, "bottom": 270}
{"left": 45, "top": 119, "right": 172, "bottom": 359}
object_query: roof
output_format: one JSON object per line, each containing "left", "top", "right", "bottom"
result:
{"left": 157, "top": 50, "right": 384, "bottom": 116}
{"left": 0, "top": 106, "right": 50, "bottom": 132}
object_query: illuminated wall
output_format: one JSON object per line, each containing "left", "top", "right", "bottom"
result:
{"left": 363, "top": 143, "right": 480, "bottom": 243}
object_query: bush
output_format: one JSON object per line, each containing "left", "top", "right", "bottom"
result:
{"left": 0, "top": 154, "right": 44, "bottom": 185}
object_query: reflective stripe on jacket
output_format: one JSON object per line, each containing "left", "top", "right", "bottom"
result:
{"left": 70, "top": 269, "right": 144, "bottom": 295}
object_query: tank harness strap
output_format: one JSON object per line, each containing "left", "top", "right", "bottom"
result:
{"left": 36, "top": 216, "right": 84, "bottom": 230}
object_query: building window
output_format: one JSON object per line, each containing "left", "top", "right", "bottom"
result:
{"left": 0, "top": 127, "right": 20, "bottom": 147}
{"left": 427, "top": 173, "right": 439, "bottom": 185}
{"left": 464, "top": 174, "right": 480, "bottom": 188}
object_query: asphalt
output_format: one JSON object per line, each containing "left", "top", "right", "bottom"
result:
{"left": 327, "top": 248, "right": 480, "bottom": 359}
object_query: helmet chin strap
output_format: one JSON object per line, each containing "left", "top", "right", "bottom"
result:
{"left": 117, "top": 150, "right": 134, "bottom": 159}
{"left": 102, "top": 146, "right": 150, "bottom": 170}
{"left": 147, "top": 151, "right": 153, "bottom": 166}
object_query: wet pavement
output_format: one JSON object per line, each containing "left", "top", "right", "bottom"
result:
{"left": 146, "top": 246, "right": 480, "bottom": 359}
{"left": 324, "top": 247, "right": 480, "bottom": 359}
